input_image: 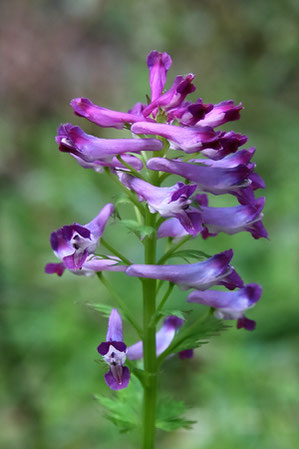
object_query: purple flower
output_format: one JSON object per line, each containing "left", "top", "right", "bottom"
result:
{"left": 142, "top": 74, "right": 196, "bottom": 117}
{"left": 121, "top": 174, "right": 203, "bottom": 236}
{"left": 70, "top": 97, "right": 152, "bottom": 129}
{"left": 201, "top": 131, "right": 248, "bottom": 160}
{"left": 147, "top": 157, "right": 253, "bottom": 202}
{"left": 147, "top": 50, "right": 172, "bottom": 102}
{"left": 97, "top": 309, "right": 130, "bottom": 390}
{"left": 45, "top": 204, "right": 126, "bottom": 275}
{"left": 197, "top": 100, "right": 243, "bottom": 128}
{"left": 127, "top": 316, "right": 183, "bottom": 360}
{"left": 131, "top": 122, "right": 220, "bottom": 153}
{"left": 70, "top": 153, "right": 143, "bottom": 173}
{"left": 158, "top": 196, "right": 268, "bottom": 240}
{"left": 126, "top": 249, "right": 243, "bottom": 291}
{"left": 189, "top": 147, "right": 256, "bottom": 168}
{"left": 167, "top": 98, "right": 213, "bottom": 126}
{"left": 187, "top": 284, "right": 262, "bottom": 331}
{"left": 56, "top": 123, "right": 163, "bottom": 163}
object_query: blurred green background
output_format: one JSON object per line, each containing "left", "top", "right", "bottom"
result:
{"left": 1, "top": 0, "right": 299, "bottom": 448}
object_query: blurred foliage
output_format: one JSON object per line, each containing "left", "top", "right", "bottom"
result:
{"left": 1, "top": 0, "right": 299, "bottom": 448}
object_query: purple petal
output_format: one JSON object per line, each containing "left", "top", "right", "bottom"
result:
{"left": 104, "top": 366, "right": 130, "bottom": 390}
{"left": 187, "top": 283, "right": 262, "bottom": 310}
{"left": 179, "top": 349, "right": 194, "bottom": 360}
{"left": 126, "top": 250, "right": 240, "bottom": 291}
{"left": 97, "top": 341, "right": 127, "bottom": 356}
{"left": 121, "top": 174, "right": 201, "bottom": 235}
{"left": 157, "top": 218, "right": 188, "bottom": 240}
{"left": 57, "top": 124, "right": 163, "bottom": 162}
{"left": 189, "top": 147, "right": 256, "bottom": 168}
{"left": 199, "top": 197, "right": 267, "bottom": 239}
{"left": 167, "top": 99, "right": 213, "bottom": 126}
{"left": 63, "top": 249, "right": 88, "bottom": 270}
{"left": 81, "top": 256, "right": 126, "bottom": 273}
{"left": 147, "top": 158, "right": 252, "bottom": 197}
{"left": 147, "top": 50, "right": 172, "bottom": 102}
{"left": 85, "top": 203, "right": 114, "bottom": 239}
{"left": 127, "top": 316, "right": 183, "bottom": 360}
{"left": 143, "top": 74, "right": 196, "bottom": 117}
{"left": 132, "top": 122, "right": 219, "bottom": 153}
{"left": 198, "top": 101, "right": 243, "bottom": 128}
{"left": 106, "top": 308, "right": 124, "bottom": 342}
{"left": 45, "top": 263, "right": 66, "bottom": 276}
{"left": 70, "top": 97, "right": 151, "bottom": 129}
{"left": 71, "top": 153, "right": 144, "bottom": 173}
{"left": 237, "top": 317, "right": 256, "bottom": 331}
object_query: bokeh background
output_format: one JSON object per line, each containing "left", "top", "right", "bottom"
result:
{"left": 1, "top": 0, "right": 299, "bottom": 448}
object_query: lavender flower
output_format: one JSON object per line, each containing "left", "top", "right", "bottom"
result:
{"left": 167, "top": 98, "right": 213, "bottom": 126}
{"left": 45, "top": 204, "right": 125, "bottom": 276}
{"left": 147, "top": 157, "right": 254, "bottom": 203}
{"left": 131, "top": 121, "right": 220, "bottom": 153}
{"left": 70, "top": 97, "right": 153, "bottom": 129}
{"left": 121, "top": 174, "right": 203, "bottom": 236}
{"left": 127, "top": 316, "right": 183, "bottom": 360}
{"left": 142, "top": 74, "right": 196, "bottom": 117}
{"left": 97, "top": 309, "right": 130, "bottom": 390}
{"left": 56, "top": 123, "right": 163, "bottom": 163}
{"left": 187, "top": 284, "right": 262, "bottom": 331}
{"left": 196, "top": 100, "right": 243, "bottom": 128}
{"left": 126, "top": 250, "right": 243, "bottom": 291}
{"left": 147, "top": 50, "right": 172, "bottom": 102}
{"left": 158, "top": 196, "right": 268, "bottom": 240}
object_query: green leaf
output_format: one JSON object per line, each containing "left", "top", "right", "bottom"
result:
{"left": 156, "top": 396, "right": 196, "bottom": 431}
{"left": 158, "top": 309, "right": 188, "bottom": 320}
{"left": 159, "top": 315, "right": 229, "bottom": 361}
{"left": 164, "top": 249, "right": 211, "bottom": 263}
{"left": 114, "top": 194, "right": 133, "bottom": 208}
{"left": 84, "top": 302, "right": 113, "bottom": 318}
{"left": 95, "top": 378, "right": 142, "bottom": 433}
{"left": 121, "top": 219, "right": 155, "bottom": 240}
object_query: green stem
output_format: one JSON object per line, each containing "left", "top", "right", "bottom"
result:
{"left": 104, "top": 168, "right": 145, "bottom": 216}
{"left": 157, "top": 235, "right": 191, "bottom": 265}
{"left": 151, "top": 283, "right": 174, "bottom": 326}
{"left": 100, "top": 237, "right": 131, "bottom": 265}
{"left": 96, "top": 273, "right": 142, "bottom": 338}
{"left": 117, "top": 156, "right": 147, "bottom": 181}
{"left": 142, "top": 210, "right": 157, "bottom": 449}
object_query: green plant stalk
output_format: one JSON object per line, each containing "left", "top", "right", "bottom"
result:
{"left": 142, "top": 209, "right": 157, "bottom": 449}
{"left": 96, "top": 273, "right": 143, "bottom": 338}
{"left": 100, "top": 237, "right": 131, "bottom": 265}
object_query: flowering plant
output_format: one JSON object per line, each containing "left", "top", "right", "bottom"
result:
{"left": 46, "top": 51, "right": 266, "bottom": 449}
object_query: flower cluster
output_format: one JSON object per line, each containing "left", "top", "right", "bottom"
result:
{"left": 46, "top": 51, "right": 266, "bottom": 390}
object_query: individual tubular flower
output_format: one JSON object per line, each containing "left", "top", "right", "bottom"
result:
{"left": 142, "top": 74, "right": 196, "bottom": 117}
{"left": 158, "top": 196, "right": 268, "bottom": 240}
{"left": 167, "top": 98, "right": 213, "bottom": 126}
{"left": 56, "top": 123, "right": 163, "bottom": 163}
{"left": 187, "top": 284, "right": 262, "bottom": 331}
{"left": 70, "top": 97, "right": 153, "bottom": 129}
{"left": 127, "top": 316, "right": 183, "bottom": 360}
{"left": 70, "top": 153, "right": 143, "bottom": 173}
{"left": 131, "top": 121, "right": 220, "bottom": 153}
{"left": 45, "top": 204, "right": 125, "bottom": 275}
{"left": 97, "top": 309, "right": 130, "bottom": 390}
{"left": 126, "top": 249, "right": 243, "bottom": 291}
{"left": 121, "top": 174, "right": 203, "bottom": 236}
{"left": 147, "top": 50, "right": 172, "bottom": 102}
{"left": 147, "top": 157, "right": 253, "bottom": 202}
{"left": 201, "top": 131, "right": 248, "bottom": 160}
{"left": 195, "top": 100, "right": 243, "bottom": 128}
